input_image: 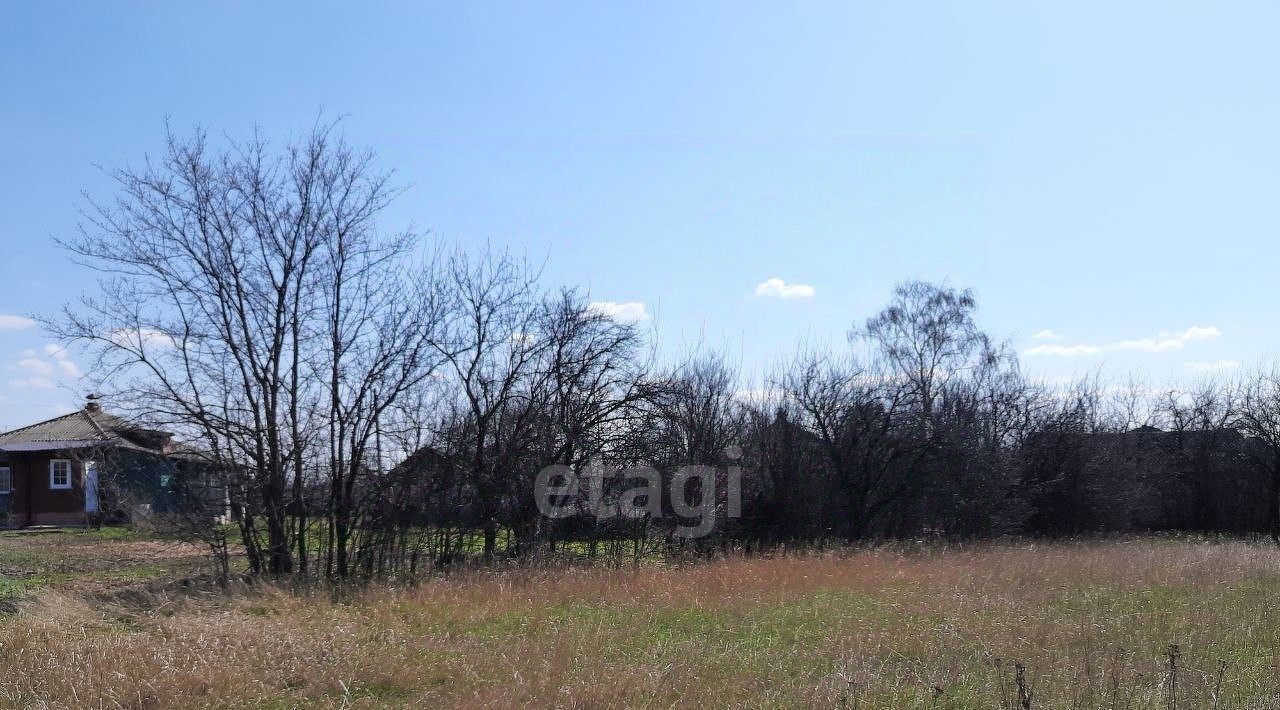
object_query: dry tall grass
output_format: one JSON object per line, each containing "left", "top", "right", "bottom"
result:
{"left": 3, "top": 539, "right": 1280, "bottom": 708}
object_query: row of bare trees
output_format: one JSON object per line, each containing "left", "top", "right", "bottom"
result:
{"left": 55, "top": 125, "right": 1280, "bottom": 580}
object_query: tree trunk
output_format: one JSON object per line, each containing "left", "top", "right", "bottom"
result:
{"left": 264, "top": 470, "right": 293, "bottom": 575}
{"left": 1271, "top": 457, "right": 1280, "bottom": 545}
{"left": 483, "top": 521, "right": 498, "bottom": 562}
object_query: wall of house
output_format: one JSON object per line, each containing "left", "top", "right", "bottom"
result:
{"left": 103, "top": 450, "right": 230, "bottom": 524}
{"left": 1, "top": 451, "right": 87, "bottom": 527}
{"left": 0, "top": 447, "right": 224, "bottom": 528}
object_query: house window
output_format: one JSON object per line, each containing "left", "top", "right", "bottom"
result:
{"left": 50, "top": 459, "right": 72, "bottom": 490}
{"left": 0, "top": 467, "right": 10, "bottom": 494}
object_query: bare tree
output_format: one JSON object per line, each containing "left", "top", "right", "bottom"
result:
{"left": 781, "top": 350, "right": 915, "bottom": 539}
{"left": 316, "top": 227, "right": 443, "bottom": 579}
{"left": 520, "top": 289, "right": 655, "bottom": 552}
{"left": 1157, "top": 380, "right": 1242, "bottom": 531}
{"left": 857, "top": 280, "right": 991, "bottom": 423}
{"left": 644, "top": 354, "right": 745, "bottom": 546}
{"left": 430, "top": 248, "right": 549, "bottom": 561}
{"left": 54, "top": 122, "right": 433, "bottom": 577}
{"left": 1236, "top": 365, "right": 1280, "bottom": 542}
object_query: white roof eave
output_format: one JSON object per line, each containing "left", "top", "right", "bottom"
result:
{"left": 0, "top": 439, "right": 117, "bottom": 453}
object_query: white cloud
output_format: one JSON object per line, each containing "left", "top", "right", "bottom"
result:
{"left": 754, "top": 278, "right": 815, "bottom": 299}
{"left": 1032, "top": 329, "right": 1064, "bottom": 341}
{"left": 1168, "top": 325, "right": 1220, "bottom": 342}
{"left": 1024, "top": 325, "right": 1222, "bottom": 357}
{"left": 9, "top": 377, "right": 54, "bottom": 390}
{"left": 1115, "top": 326, "right": 1221, "bottom": 353}
{"left": 41, "top": 344, "right": 82, "bottom": 377}
{"left": 588, "top": 301, "right": 648, "bottom": 323}
{"left": 15, "top": 358, "right": 53, "bottom": 376}
{"left": 0, "top": 315, "right": 36, "bottom": 330}
{"left": 7, "top": 345, "right": 83, "bottom": 382}
{"left": 1113, "top": 338, "right": 1186, "bottom": 353}
{"left": 1184, "top": 360, "right": 1241, "bottom": 373}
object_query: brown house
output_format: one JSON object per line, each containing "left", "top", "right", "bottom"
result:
{"left": 0, "top": 398, "right": 188, "bottom": 527}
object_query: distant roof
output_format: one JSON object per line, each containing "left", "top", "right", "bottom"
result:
{"left": 0, "top": 407, "right": 163, "bottom": 454}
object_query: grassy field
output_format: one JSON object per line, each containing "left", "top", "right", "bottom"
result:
{"left": 2, "top": 534, "right": 1280, "bottom": 708}
{"left": 0, "top": 527, "right": 209, "bottom": 603}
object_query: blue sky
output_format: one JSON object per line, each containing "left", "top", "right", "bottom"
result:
{"left": 1, "top": 2, "right": 1277, "bottom": 429}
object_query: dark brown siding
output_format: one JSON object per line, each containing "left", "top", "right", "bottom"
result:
{"left": 5, "top": 451, "right": 87, "bottom": 526}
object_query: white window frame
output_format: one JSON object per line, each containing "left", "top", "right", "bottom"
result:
{"left": 0, "top": 467, "right": 10, "bottom": 494}
{"left": 49, "top": 459, "right": 72, "bottom": 490}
